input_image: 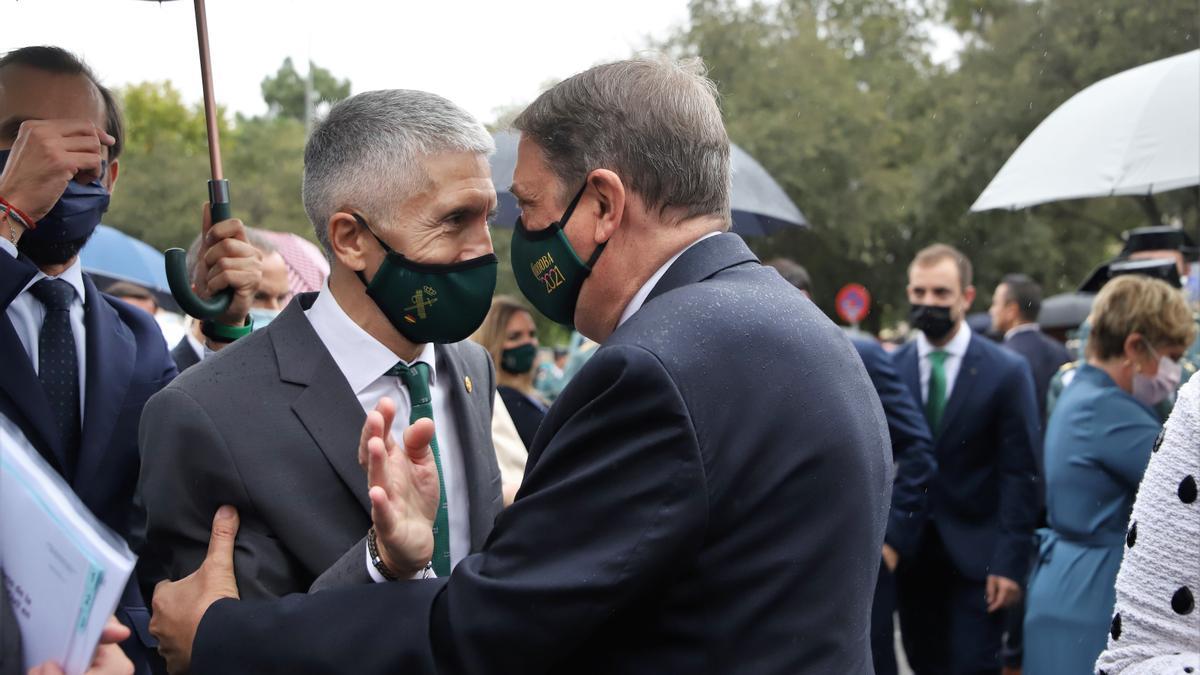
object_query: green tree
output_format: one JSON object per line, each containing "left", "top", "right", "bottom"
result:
{"left": 106, "top": 81, "right": 215, "bottom": 250}
{"left": 261, "top": 57, "right": 351, "bottom": 123}
{"left": 224, "top": 114, "right": 310, "bottom": 239}
{"left": 670, "top": 0, "right": 1199, "bottom": 329}
{"left": 668, "top": 0, "right": 935, "bottom": 328}
{"left": 108, "top": 80, "right": 315, "bottom": 252}
{"left": 913, "top": 0, "right": 1199, "bottom": 307}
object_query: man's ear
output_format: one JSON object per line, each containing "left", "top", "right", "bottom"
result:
{"left": 328, "top": 212, "right": 371, "bottom": 272}
{"left": 105, "top": 159, "right": 120, "bottom": 195}
{"left": 962, "top": 285, "right": 977, "bottom": 311}
{"left": 586, "top": 169, "right": 625, "bottom": 245}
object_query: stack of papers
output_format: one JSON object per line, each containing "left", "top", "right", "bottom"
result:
{"left": 0, "top": 416, "right": 136, "bottom": 675}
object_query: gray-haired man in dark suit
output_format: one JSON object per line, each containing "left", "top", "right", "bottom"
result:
{"left": 137, "top": 90, "right": 504, "bottom": 620}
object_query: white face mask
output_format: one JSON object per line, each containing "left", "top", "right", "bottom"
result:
{"left": 248, "top": 307, "right": 282, "bottom": 331}
{"left": 1132, "top": 346, "right": 1182, "bottom": 407}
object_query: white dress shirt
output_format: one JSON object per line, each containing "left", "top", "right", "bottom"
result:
{"left": 184, "top": 324, "right": 206, "bottom": 361}
{"left": 304, "top": 283, "right": 469, "bottom": 580}
{"left": 1003, "top": 322, "right": 1041, "bottom": 342}
{"left": 916, "top": 321, "right": 972, "bottom": 404}
{"left": 1, "top": 238, "right": 88, "bottom": 419}
{"left": 617, "top": 232, "right": 721, "bottom": 328}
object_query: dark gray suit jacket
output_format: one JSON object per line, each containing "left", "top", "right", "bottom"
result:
{"left": 137, "top": 293, "right": 502, "bottom": 600}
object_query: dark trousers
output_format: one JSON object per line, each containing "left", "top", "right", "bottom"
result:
{"left": 896, "top": 529, "right": 1005, "bottom": 675}
{"left": 871, "top": 560, "right": 899, "bottom": 675}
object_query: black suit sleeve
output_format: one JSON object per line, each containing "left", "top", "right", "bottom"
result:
{"left": 990, "top": 359, "right": 1041, "bottom": 583}
{"left": 856, "top": 342, "right": 936, "bottom": 560}
{"left": 192, "top": 344, "right": 709, "bottom": 675}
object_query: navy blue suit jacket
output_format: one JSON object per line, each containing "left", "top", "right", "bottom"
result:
{"left": 191, "top": 233, "right": 893, "bottom": 675}
{"left": 852, "top": 338, "right": 936, "bottom": 560}
{"left": 1003, "top": 328, "right": 1070, "bottom": 424}
{"left": 892, "top": 332, "right": 1040, "bottom": 583}
{"left": 0, "top": 251, "right": 176, "bottom": 651}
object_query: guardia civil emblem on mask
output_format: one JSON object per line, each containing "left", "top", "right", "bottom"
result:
{"left": 353, "top": 215, "right": 497, "bottom": 344}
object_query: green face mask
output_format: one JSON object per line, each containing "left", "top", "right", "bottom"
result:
{"left": 510, "top": 182, "right": 605, "bottom": 327}
{"left": 500, "top": 342, "right": 538, "bottom": 374}
{"left": 354, "top": 215, "right": 498, "bottom": 344}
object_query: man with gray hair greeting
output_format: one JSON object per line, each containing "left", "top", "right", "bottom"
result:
{"left": 137, "top": 89, "right": 505, "bottom": 654}
{"left": 150, "top": 57, "right": 891, "bottom": 675}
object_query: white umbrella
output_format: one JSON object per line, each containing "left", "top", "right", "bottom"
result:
{"left": 971, "top": 50, "right": 1200, "bottom": 212}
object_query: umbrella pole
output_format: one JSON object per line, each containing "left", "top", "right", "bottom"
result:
{"left": 1137, "top": 195, "right": 1163, "bottom": 227}
{"left": 194, "top": 0, "right": 224, "bottom": 183}
{"left": 162, "top": 0, "right": 233, "bottom": 320}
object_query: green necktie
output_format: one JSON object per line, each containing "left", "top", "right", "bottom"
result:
{"left": 926, "top": 350, "right": 948, "bottom": 433}
{"left": 387, "top": 361, "right": 451, "bottom": 576}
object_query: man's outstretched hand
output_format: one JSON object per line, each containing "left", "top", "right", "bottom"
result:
{"left": 149, "top": 506, "right": 242, "bottom": 674}
{"left": 359, "top": 397, "right": 440, "bottom": 578}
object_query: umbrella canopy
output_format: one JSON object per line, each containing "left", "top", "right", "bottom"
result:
{"left": 80, "top": 225, "right": 179, "bottom": 310}
{"left": 1038, "top": 292, "right": 1095, "bottom": 331}
{"left": 488, "top": 131, "right": 809, "bottom": 236}
{"left": 971, "top": 50, "right": 1200, "bottom": 212}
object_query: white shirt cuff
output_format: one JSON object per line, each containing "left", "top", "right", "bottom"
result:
{"left": 365, "top": 546, "right": 435, "bottom": 582}
{"left": 366, "top": 545, "right": 387, "bottom": 583}
{"left": 0, "top": 237, "right": 16, "bottom": 258}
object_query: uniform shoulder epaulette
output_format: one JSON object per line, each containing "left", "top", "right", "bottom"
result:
{"left": 1058, "top": 360, "right": 1080, "bottom": 374}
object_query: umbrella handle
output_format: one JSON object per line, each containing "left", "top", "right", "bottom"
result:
{"left": 164, "top": 179, "right": 234, "bottom": 319}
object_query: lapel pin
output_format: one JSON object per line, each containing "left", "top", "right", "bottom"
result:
{"left": 464, "top": 376, "right": 473, "bottom": 393}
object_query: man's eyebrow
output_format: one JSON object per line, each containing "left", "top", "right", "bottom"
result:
{"left": 508, "top": 184, "right": 530, "bottom": 201}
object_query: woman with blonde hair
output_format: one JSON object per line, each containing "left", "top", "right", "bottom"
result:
{"left": 471, "top": 295, "right": 549, "bottom": 451}
{"left": 1024, "top": 275, "right": 1196, "bottom": 674}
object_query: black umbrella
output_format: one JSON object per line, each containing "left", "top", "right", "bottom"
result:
{"left": 1038, "top": 292, "right": 1095, "bottom": 331}
{"left": 488, "top": 131, "right": 809, "bottom": 236}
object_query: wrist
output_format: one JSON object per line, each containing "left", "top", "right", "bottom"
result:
{"left": 0, "top": 197, "right": 32, "bottom": 244}
{"left": 200, "top": 316, "right": 253, "bottom": 344}
{"left": 215, "top": 309, "right": 250, "bottom": 328}
{"left": 368, "top": 527, "right": 428, "bottom": 579}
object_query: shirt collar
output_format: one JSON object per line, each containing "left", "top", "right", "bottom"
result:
{"left": 1004, "top": 322, "right": 1041, "bottom": 341}
{"left": 917, "top": 320, "right": 972, "bottom": 359}
{"left": 186, "top": 324, "right": 206, "bottom": 360}
{"left": 305, "top": 282, "right": 437, "bottom": 396}
{"left": 9, "top": 247, "right": 88, "bottom": 306}
{"left": 617, "top": 232, "right": 721, "bottom": 328}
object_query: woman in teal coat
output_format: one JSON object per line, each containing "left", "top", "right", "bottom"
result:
{"left": 1024, "top": 275, "right": 1195, "bottom": 675}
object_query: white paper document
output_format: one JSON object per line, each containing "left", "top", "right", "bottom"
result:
{"left": 0, "top": 416, "right": 136, "bottom": 675}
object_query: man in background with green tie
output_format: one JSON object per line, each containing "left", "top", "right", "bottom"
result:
{"left": 890, "top": 244, "right": 1041, "bottom": 675}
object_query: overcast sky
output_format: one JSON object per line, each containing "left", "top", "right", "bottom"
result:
{"left": 4, "top": 0, "right": 693, "bottom": 123}
{"left": 4, "top": 0, "right": 960, "bottom": 124}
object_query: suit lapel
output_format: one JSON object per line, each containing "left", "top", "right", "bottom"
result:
{"left": 274, "top": 296, "right": 372, "bottom": 514}
{"left": 436, "top": 342, "right": 499, "bottom": 551}
{"left": 937, "top": 337, "right": 984, "bottom": 438}
{"left": 0, "top": 252, "right": 64, "bottom": 470}
{"left": 74, "top": 277, "right": 135, "bottom": 497}
{"left": 0, "top": 313, "right": 63, "bottom": 469}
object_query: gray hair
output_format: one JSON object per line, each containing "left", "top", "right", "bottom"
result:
{"left": 513, "top": 55, "right": 730, "bottom": 223}
{"left": 303, "top": 89, "right": 495, "bottom": 257}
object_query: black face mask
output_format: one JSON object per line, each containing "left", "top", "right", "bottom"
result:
{"left": 909, "top": 304, "right": 956, "bottom": 341}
